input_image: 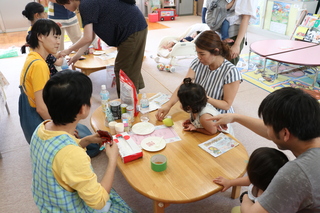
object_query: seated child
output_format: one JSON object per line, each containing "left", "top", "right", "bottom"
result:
{"left": 30, "top": 70, "right": 133, "bottom": 212}
{"left": 22, "top": 2, "right": 63, "bottom": 76}
{"left": 180, "top": 31, "right": 201, "bottom": 42}
{"left": 177, "top": 77, "right": 221, "bottom": 135}
{"left": 213, "top": 147, "right": 289, "bottom": 204}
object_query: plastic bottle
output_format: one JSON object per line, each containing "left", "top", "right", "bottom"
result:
{"left": 100, "top": 85, "right": 109, "bottom": 113}
{"left": 140, "top": 93, "right": 149, "bottom": 122}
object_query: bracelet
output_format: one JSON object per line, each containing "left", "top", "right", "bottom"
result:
{"left": 239, "top": 191, "right": 248, "bottom": 203}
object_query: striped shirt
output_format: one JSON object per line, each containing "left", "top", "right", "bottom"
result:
{"left": 48, "top": 2, "right": 78, "bottom": 28}
{"left": 190, "top": 58, "right": 242, "bottom": 114}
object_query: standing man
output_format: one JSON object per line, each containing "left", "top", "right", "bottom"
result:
{"left": 209, "top": 87, "right": 320, "bottom": 212}
{"left": 57, "top": 0, "right": 147, "bottom": 96}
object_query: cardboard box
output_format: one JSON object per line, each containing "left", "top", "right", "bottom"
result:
{"left": 113, "top": 132, "right": 143, "bottom": 163}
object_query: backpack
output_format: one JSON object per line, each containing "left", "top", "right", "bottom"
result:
{"left": 206, "top": 0, "right": 228, "bottom": 31}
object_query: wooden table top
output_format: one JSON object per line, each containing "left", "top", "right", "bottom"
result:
{"left": 72, "top": 47, "right": 117, "bottom": 75}
{"left": 90, "top": 94, "right": 248, "bottom": 212}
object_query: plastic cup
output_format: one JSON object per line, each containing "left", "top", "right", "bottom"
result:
{"left": 151, "top": 154, "right": 167, "bottom": 172}
{"left": 115, "top": 123, "right": 124, "bottom": 134}
{"left": 109, "top": 121, "right": 117, "bottom": 135}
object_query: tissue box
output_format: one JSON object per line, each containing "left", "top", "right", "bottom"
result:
{"left": 113, "top": 132, "right": 143, "bottom": 163}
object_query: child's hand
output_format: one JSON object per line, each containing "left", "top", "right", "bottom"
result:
{"left": 105, "top": 142, "right": 119, "bottom": 162}
{"left": 182, "top": 119, "right": 191, "bottom": 128}
{"left": 213, "top": 176, "right": 232, "bottom": 192}
{"left": 183, "top": 123, "right": 196, "bottom": 132}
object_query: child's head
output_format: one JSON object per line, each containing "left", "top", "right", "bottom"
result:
{"left": 22, "top": 2, "right": 47, "bottom": 22}
{"left": 23, "top": 19, "right": 61, "bottom": 50}
{"left": 191, "top": 31, "right": 201, "bottom": 38}
{"left": 177, "top": 78, "right": 207, "bottom": 113}
{"left": 247, "top": 147, "right": 289, "bottom": 191}
{"left": 43, "top": 69, "right": 92, "bottom": 126}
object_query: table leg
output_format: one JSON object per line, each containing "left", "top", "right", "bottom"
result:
{"left": 153, "top": 201, "right": 170, "bottom": 213}
{"left": 231, "top": 186, "right": 241, "bottom": 199}
{"left": 275, "top": 62, "right": 281, "bottom": 80}
{"left": 263, "top": 57, "right": 267, "bottom": 73}
{"left": 310, "top": 66, "right": 319, "bottom": 87}
{"left": 248, "top": 49, "right": 251, "bottom": 70}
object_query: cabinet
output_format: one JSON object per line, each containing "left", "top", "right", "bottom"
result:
{"left": 176, "top": 0, "right": 194, "bottom": 15}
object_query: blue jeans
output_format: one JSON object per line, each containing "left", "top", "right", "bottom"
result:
{"left": 202, "top": 7, "right": 207, "bottom": 23}
{"left": 221, "top": 19, "right": 230, "bottom": 40}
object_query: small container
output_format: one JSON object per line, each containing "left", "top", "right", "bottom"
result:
{"left": 121, "top": 104, "right": 128, "bottom": 114}
{"left": 110, "top": 100, "right": 121, "bottom": 120}
{"left": 109, "top": 121, "right": 117, "bottom": 135}
{"left": 126, "top": 105, "right": 135, "bottom": 122}
{"left": 89, "top": 45, "right": 94, "bottom": 54}
{"left": 115, "top": 123, "right": 124, "bottom": 134}
{"left": 121, "top": 113, "right": 132, "bottom": 131}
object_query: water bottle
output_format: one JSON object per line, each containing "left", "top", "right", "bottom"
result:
{"left": 140, "top": 93, "right": 149, "bottom": 122}
{"left": 100, "top": 85, "right": 109, "bottom": 113}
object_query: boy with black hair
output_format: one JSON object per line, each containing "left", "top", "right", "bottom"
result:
{"left": 209, "top": 87, "right": 320, "bottom": 212}
{"left": 30, "top": 69, "right": 133, "bottom": 212}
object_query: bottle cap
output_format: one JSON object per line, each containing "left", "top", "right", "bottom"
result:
{"left": 101, "top": 85, "right": 106, "bottom": 90}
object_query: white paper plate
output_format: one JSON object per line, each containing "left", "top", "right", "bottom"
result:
{"left": 93, "top": 51, "right": 105, "bottom": 55}
{"left": 131, "top": 122, "right": 155, "bottom": 135}
{"left": 141, "top": 137, "right": 166, "bottom": 152}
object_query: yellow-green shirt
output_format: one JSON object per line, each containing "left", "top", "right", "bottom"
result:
{"left": 19, "top": 51, "right": 50, "bottom": 107}
{"left": 37, "top": 121, "right": 109, "bottom": 209}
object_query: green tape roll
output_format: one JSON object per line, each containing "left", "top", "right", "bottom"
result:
{"left": 151, "top": 154, "right": 167, "bottom": 172}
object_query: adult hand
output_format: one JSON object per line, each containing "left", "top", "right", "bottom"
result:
{"left": 206, "top": 113, "right": 235, "bottom": 128}
{"left": 67, "top": 54, "right": 81, "bottom": 66}
{"left": 156, "top": 104, "right": 171, "bottom": 121}
{"left": 230, "top": 44, "right": 240, "bottom": 59}
{"left": 213, "top": 176, "right": 232, "bottom": 192}
{"left": 104, "top": 142, "right": 119, "bottom": 162}
{"left": 59, "top": 49, "right": 72, "bottom": 58}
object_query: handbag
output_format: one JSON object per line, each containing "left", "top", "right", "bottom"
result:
{"left": 18, "top": 59, "right": 43, "bottom": 144}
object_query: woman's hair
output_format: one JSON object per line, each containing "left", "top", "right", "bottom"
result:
{"left": 247, "top": 147, "right": 289, "bottom": 191}
{"left": 43, "top": 69, "right": 92, "bottom": 125}
{"left": 22, "top": 2, "right": 44, "bottom": 22}
{"left": 177, "top": 78, "right": 207, "bottom": 113}
{"left": 21, "top": 19, "right": 61, "bottom": 54}
{"left": 195, "top": 30, "right": 231, "bottom": 60}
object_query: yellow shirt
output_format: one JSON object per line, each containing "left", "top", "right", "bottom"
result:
{"left": 19, "top": 52, "right": 50, "bottom": 107}
{"left": 37, "top": 121, "right": 109, "bottom": 209}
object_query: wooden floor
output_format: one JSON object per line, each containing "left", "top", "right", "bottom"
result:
{"left": 0, "top": 31, "right": 26, "bottom": 49}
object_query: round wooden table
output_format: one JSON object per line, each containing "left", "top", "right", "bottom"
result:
{"left": 90, "top": 94, "right": 248, "bottom": 213}
{"left": 71, "top": 47, "right": 117, "bottom": 76}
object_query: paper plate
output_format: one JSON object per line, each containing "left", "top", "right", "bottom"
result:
{"left": 141, "top": 137, "right": 166, "bottom": 152}
{"left": 93, "top": 51, "right": 105, "bottom": 55}
{"left": 131, "top": 122, "right": 155, "bottom": 135}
